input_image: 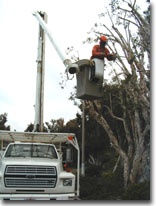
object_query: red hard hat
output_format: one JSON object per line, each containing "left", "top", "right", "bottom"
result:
{"left": 100, "top": 35, "right": 108, "bottom": 42}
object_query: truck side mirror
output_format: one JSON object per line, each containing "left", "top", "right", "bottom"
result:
{"left": 0, "top": 151, "right": 3, "bottom": 159}
{"left": 66, "top": 148, "right": 73, "bottom": 162}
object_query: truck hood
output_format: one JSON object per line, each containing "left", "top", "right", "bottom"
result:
{"left": 2, "top": 157, "right": 60, "bottom": 167}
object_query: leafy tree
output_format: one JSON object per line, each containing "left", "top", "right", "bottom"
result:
{"left": 24, "top": 122, "right": 47, "bottom": 132}
{"left": 24, "top": 123, "right": 34, "bottom": 132}
{"left": 83, "top": 0, "right": 150, "bottom": 188}
{"left": 25, "top": 118, "right": 73, "bottom": 133}
{"left": 0, "top": 113, "right": 10, "bottom": 130}
{"left": 45, "top": 118, "right": 65, "bottom": 132}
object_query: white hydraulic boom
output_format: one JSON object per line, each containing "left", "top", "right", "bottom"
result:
{"left": 33, "top": 11, "right": 79, "bottom": 72}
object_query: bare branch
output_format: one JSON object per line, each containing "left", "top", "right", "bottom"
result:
{"left": 112, "top": 155, "right": 120, "bottom": 173}
{"left": 103, "top": 105, "right": 123, "bottom": 122}
{"left": 118, "top": 16, "right": 138, "bottom": 27}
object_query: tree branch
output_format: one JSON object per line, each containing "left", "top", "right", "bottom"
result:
{"left": 103, "top": 105, "right": 123, "bottom": 122}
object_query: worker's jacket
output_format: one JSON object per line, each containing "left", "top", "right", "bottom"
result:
{"left": 91, "top": 45, "right": 114, "bottom": 61}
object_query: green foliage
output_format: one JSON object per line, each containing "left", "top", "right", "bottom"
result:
{"left": 143, "top": 0, "right": 150, "bottom": 24}
{"left": 0, "top": 113, "right": 10, "bottom": 131}
{"left": 45, "top": 118, "right": 65, "bottom": 132}
{"left": 80, "top": 144, "right": 125, "bottom": 200}
{"left": 85, "top": 165, "right": 103, "bottom": 177}
{"left": 122, "top": 181, "right": 150, "bottom": 200}
{"left": 24, "top": 123, "right": 34, "bottom": 132}
{"left": 80, "top": 163, "right": 150, "bottom": 200}
{"left": 80, "top": 168, "right": 124, "bottom": 200}
{"left": 80, "top": 175, "right": 150, "bottom": 200}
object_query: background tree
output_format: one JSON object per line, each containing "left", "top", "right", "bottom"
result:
{"left": 45, "top": 118, "right": 65, "bottom": 132}
{"left": 0, "top": 113, "right": 10, "bottom": 131}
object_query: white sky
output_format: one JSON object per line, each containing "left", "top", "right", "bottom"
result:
{"left": 0, "top": 0, "right": 107, "bottom": 131}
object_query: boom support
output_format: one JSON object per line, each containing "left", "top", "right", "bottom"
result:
{"left": 33, "top": 12, "right": 47, "bottom": 132}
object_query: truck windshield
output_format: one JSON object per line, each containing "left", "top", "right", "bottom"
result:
{"left": 4, "top": 144, "right": 58, "bottom": 159}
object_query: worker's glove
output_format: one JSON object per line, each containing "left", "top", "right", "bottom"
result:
{"left": 107, "top": 54, "right": 117, "bottom": 61}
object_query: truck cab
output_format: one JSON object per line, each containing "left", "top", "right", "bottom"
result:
{"left": 0, "top": 131, "right": 80, "bottom": 200}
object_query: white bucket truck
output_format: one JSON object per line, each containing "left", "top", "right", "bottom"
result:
{"left": 0, "top": 130, "right": 80, "bottom": 200}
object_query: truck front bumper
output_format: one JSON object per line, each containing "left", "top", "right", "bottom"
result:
{"left": 0, "top": 193, "right": 75, "bottom": 200}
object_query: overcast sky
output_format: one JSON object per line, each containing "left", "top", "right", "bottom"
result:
{"left": 0, "top": 0, "right": 107, "bottom": 131}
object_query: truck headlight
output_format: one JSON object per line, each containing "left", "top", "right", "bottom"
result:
{"left": 63, "top": 178, "right": 72, "bottom": 186}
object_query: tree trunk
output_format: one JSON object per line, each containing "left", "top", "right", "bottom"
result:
{"left": 86, "top": 100, "right": 130, "bottom": 188}
{"left": 130, "top": 141, "right": 150, "bottom": 183}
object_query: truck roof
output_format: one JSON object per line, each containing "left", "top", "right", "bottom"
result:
{"left": 0, "top": 130, "right": 76, "bottom": 144}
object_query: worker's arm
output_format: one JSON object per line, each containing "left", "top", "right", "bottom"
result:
{"left": 105, "top": 48, "right": 117, "bottom": 61}
{"left": 107, "top": 54, "right": 117, "bottom": 61}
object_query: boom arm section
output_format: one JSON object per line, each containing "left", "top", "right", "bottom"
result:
{"left": 33, "top": 11, "right": 79, "bottom": 72}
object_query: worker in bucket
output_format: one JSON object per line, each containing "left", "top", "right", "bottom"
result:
{"left": 90, "top": 35, "right": 116, "bottom": 61}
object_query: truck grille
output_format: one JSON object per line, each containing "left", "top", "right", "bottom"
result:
{"left": 5, "top": 165, "right": 56, "bottom": 175}
{"left": 4, "top": 165, "right": 57, "bottom": 188}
